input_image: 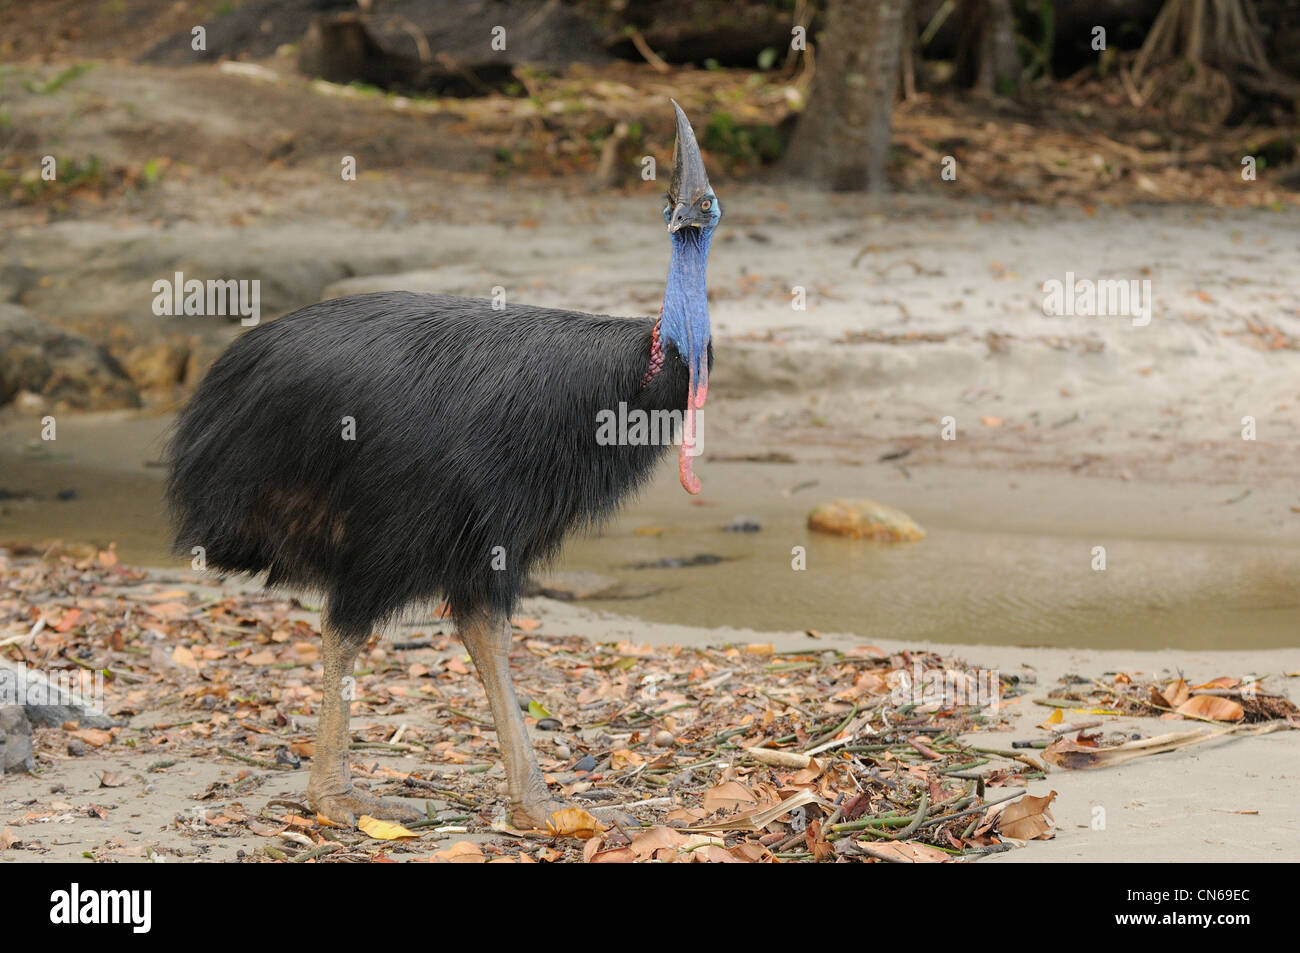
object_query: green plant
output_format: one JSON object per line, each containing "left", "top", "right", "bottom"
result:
{"left": 703, "top": 112, "right": 783, "bottom": 166}
{"left": 23, "top": 63, "right": 94, "bottom": 95}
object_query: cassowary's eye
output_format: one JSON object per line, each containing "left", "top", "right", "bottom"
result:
{"left": 701, "top": 199, "right": 711, "bottom": 211}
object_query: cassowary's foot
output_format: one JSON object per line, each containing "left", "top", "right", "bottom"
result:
{"left": 509, "top": 797, "right": 573, "bottom": 832}
{"left": 310, "top": 786, "right": 424, "bottom": 827}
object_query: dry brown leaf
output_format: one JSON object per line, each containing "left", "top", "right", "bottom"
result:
{"left": 1190, "top": 677, "right": 1238, "bottom": 690}
{"left": 610, "top": 748, "right": 644, "bottom": 769}
{"left": 998, "top": 791, "right": 1057, "bottom": 840}
{"left": 357, "top": 815, "right": 420, "bottom": 840}
{"left": 53, "top": 609, "right": 83, "bottom": 632}
{"left": 846, "top": 645, "right": 885, "bottom": 658}
{"left": 614, "top": 640, "right": 653, "bottom": 656}
{"left": 1158, "top": 678, "right": 1190, "bottom": 707}
{"left": 545, "top": 807, "right": 605, "bottom": 839}
{"left": 584, "top": 837, "right": 635, "bottom": 863}
{"left": 858, "top": 841, "right": 952, "bottom": 863}
{"left": 68, "top": 728, "right": 111, "bottom": 747}
{"left": 702, "top": 781, "right": 759, "bottom": 814}
{"left": 792, "top": 760, "right": 824, "bottom": 784}
{"left": 148, "top": 601, "right": 191, "bottom": 620}
{"left": 1176, "top": 695, "right": 1244, "bottom": 721}
{"left": 629, "top": 826, "right": 688, "bottom": 860}
{"left": 171, "top": 645, "right": 199, "bottom": 671}
{"left": 688, "top": 789, "right": 821, "bottom": 833}
{"left": 1043, "top": 722, "right": 1281, "bottom": 769}
{"left": 429, "top": 841, "right": 485, "bottom": 863}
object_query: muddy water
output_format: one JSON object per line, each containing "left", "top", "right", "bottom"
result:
{"left": 560, "top": 507, "right": 1300, "bottom": 651}
{"left": 3, "top": 433, "right": 1299, "bottom": 651}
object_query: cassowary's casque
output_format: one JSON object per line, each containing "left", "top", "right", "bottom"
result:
{"left": 166, "top": 102, "right": 720, "bottom": 828}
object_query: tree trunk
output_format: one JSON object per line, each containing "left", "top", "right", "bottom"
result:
{"left": 782, "top": 0, "right": 910, "bottom": 193}
{"left": 956, "top": 0, "right": 1021, "bottom": 95}
{"left": 975, "top": 0, "right": 1020, "bottom": 95}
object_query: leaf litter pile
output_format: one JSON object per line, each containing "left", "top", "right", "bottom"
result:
{"left": 1, "top": 546, "right": 1294, "bottom": 863}
{"left": 1034, "top": 671, "right": 1299, "bottom": 772}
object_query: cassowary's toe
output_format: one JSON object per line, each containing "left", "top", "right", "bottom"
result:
{"left": 311, "top": 789, "right": 425, "bottom": 827}
{"left": 509, "top": 798, "right": 577, "bottom": 833}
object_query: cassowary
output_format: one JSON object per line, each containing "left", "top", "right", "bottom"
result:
{"left": 165, "top": 102, "right": 720, "bottom": 829}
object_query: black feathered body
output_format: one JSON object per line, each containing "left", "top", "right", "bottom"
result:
{"left": 166, "top": 292, "right": 694, "bottom": 640}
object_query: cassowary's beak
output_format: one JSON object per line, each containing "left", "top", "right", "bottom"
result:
{"left": 666, "top": 203, "right": 695, "bottom": 233}
{"left": 666, "top": 100, "right": 711, "bottom": 233}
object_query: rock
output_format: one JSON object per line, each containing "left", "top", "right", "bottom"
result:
{"left": 807, "top": 499, "right": 926, "bottom": 542}
{"left": 121, "top": 340, "right": 190, "bottom": 390}
{"left": 297, "top": 3, "right": 608, "bottom": 94}
{"left": 0, "top": 706, "right": 34, "bottom": 774}
{"left": 0, "top": 303, "right": 140, "bottom": 410}
{"left": 723, "top": 514, "right": 762, "bottom": 533}
{"left": 653, "top": 731, "right": 675, "bottom": 748}
{"left": 67, "top": 738, "right": 88, "bottom": 757}
{"left": 0, "top": 660, "right": 113, "bottom": 729}
{"left": 12, "top": 390, "right": 47, "bottom": 412}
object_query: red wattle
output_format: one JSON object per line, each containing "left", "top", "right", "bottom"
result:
{"left": 679, "top": 362, "right": 706, "bottom": 495}
{"left": 679, "top": 402, "right": 701, "bottom": 494}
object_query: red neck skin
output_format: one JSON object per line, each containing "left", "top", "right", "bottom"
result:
{"left": 641, "top": 312, "right": 665, "bottom": 388}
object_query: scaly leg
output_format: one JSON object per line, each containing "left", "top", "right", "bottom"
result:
{"left": 308, "top": 621, "right": 422, "bottom": 826}
{"left": 459, "top": 612, "right": 566, "bottom": 830}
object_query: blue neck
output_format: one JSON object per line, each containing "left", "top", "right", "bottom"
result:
{"left": 661, "top": 227, "right": 713, "bottom": 384}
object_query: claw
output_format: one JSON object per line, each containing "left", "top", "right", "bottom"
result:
{"left": 311, "top": 788, "right": 424, "bottom": 827}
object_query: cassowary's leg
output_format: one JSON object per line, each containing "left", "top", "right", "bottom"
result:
{"left": 459, "top": 612, "right": 566, "bottom": 829}
{"left": 308, "top": 621, "right": 422, "bottom": 826}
